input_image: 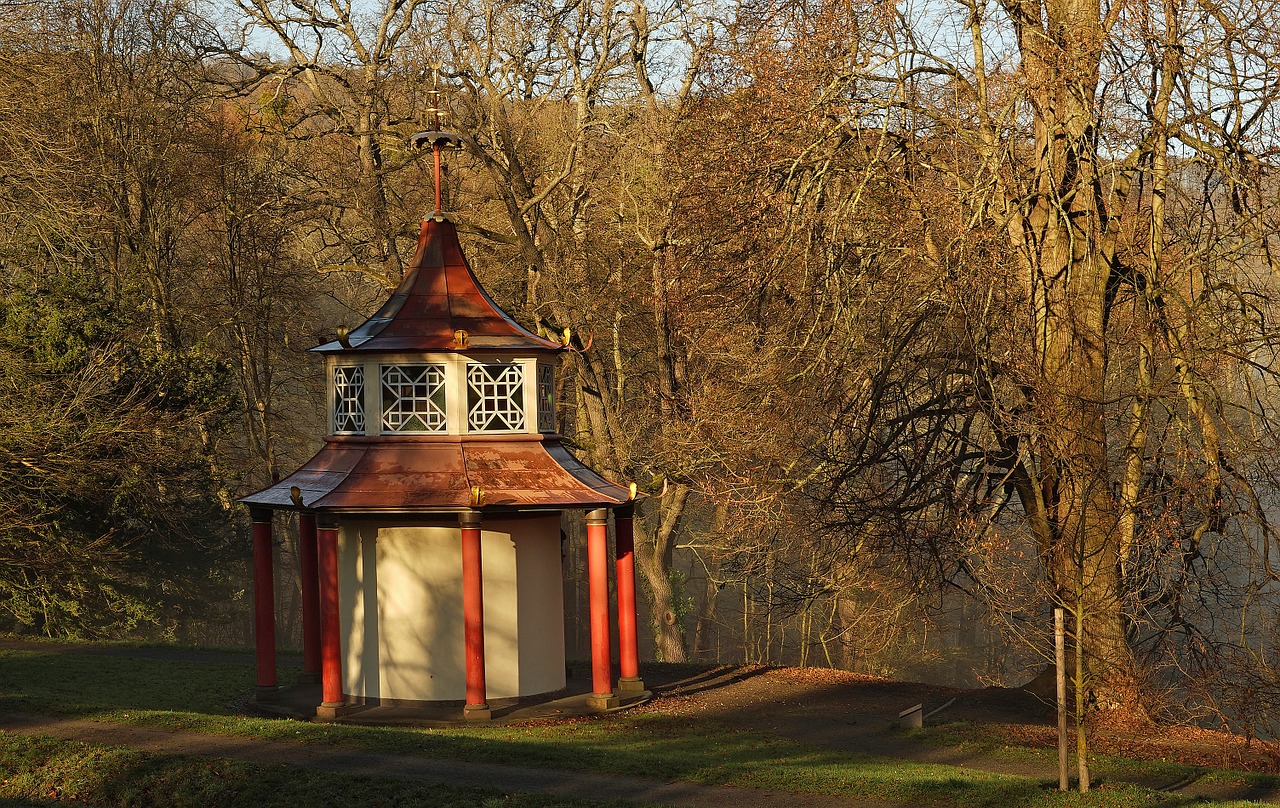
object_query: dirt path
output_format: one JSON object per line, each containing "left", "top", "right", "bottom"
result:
{"left": 0, "top": 711, "right": 894, "bottom": 808}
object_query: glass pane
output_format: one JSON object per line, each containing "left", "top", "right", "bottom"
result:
{"left": 537, "top": 364, "right": 555, "bottom": 432}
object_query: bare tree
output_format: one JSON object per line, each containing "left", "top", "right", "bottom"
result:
{"left": 0, "top": 0, "right": 242, "bottom": 638}
{"left": 688, "top": 0, "right": 1280, "bottom": 740}
{"left": 407, "top": 0, "right": 720, "bottom": 660}
{"left": 218, "top": 0, "right": 436, "bottom": 285}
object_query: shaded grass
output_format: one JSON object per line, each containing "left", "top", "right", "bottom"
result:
{"left": 0, "top": 734, "right": 643, "bottom": 807}
{"left": 0, "top": 648, "right": 259, "bottom": 716}
{"left": 0, "top": 647, "right": 1274, "bottom": 807}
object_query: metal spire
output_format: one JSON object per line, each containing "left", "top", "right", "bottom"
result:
{"left": 410, "top": 60, "right": 463, "bottom": 219}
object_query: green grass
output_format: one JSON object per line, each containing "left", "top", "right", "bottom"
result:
{"left": 0, "top": 646, "right": 1275, "bottom": 807}
{"left": 906, "top": 722, "right": 1280, "bottom": 793}
{"left": 0, "top": 734, "right": 644, "bottom": 807}
{"left": 0, "top": 648, "right": 259, "bottom": 716}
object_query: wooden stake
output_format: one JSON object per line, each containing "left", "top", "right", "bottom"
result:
{"left": 1076, "top": 606, "right": 1090, "bottom": 792}
{"left": 1055, "top": 607, "right": 1068, "bottom": 791}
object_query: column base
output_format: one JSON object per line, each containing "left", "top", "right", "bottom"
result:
{"left": 297, "top": 671, "right": 322, "bottom": 685}
{"left": 463, "top": 704, "right": 492, "bottom": 721}
{"left": 316, "top": 702, "right": 356, "bottom": 719}
{"left": 617, "top": 676, "right": 646, "bottom": 694}
{"left": 587, "top": 692, "right": 620, "bottom": 710}
{"left": 255, "top": 685, "right": 281, "bottom": 702}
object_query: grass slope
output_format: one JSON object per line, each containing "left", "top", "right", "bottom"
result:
{"left": 0, "top": 734, "right": 642, "bottom": 807}
{"left": 0, "top": 645, "right": 1274, "bottom": 807}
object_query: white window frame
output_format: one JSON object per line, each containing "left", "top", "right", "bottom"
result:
{"left": 466, "top": 361, "right": 527, "bottom": 433}
{"left": 331, "top": 363, "right": 366, "bottom": 435}
{"left": 379, "top": 363, "right": 448, "bottom": 434}
{"left": 327, "top": 354, "right": 545, "bottom": 437}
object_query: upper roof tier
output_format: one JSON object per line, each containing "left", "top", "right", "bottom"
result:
{"left": 312, "top": 216, "right": 564, "bottom": 354}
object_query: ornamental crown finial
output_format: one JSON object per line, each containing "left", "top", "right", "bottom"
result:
{"left": 410, "top": 61, "right": 463, "bottom": 218}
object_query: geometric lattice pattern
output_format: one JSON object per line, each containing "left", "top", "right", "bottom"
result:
{"left": 537, "top": 363, "right": 555, "bottom": 433}
{"left": 380, "top": 364, "right": 447, "bottom": 433}
{"left": 467, "top": 363, "right": 526, "bottom": 432}
{"left": 332, "top": 365, "right": 366, "bottom": 434}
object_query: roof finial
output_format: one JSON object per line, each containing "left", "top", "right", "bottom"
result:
{"left": 410, "top": 60, "right": 463, "bottom": 220}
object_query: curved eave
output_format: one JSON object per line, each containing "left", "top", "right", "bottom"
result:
{"left": 311, "top": 337, "right": 565, "bottom": 353}
{"left": 238, "top": 436, "right": 629, "bottom": 513}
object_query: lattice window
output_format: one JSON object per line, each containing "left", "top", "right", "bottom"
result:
{"left": 381, "top": 364, "right": 447, "bottom": 433}
{"left": 467, "top": 363, "right": 526, "bottom": 432}
{"left": 537, "top": 363, "right": 556, "bottom": 432}
{"left": 332, "top": 365, "right": 365, "bottom": 434}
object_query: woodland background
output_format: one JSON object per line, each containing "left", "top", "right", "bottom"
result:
{"left": 5, "top": 0, "right": 1280, "bottom": 737}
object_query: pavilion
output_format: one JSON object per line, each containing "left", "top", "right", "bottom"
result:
{"left": 238, "top": 125, "right": 644, "bottom": 719}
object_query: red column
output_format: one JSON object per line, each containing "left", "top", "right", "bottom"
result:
{"left": 317, "top": 518, "right": 344, "bottom": 713}
{"left": 460, "top": 512, "right": 490, "bottom": 719}
{"left": 298, "top": 512, "right": 321, "bottom": 682}
{"left": 586, "top": 508, "right": 618, "bottom": 709}
{"left": 615, "top": 505, "right": 644, "bottom": 693}
{"left": 250, "top": 508, "right": 277, "bottom": 699}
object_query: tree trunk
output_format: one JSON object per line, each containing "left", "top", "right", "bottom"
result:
{"left": 692, "top": 564, "right": 720, "bottom": 661}
{"left": 358, "top": 115, "right": 402, "bottom": 282}
{"left": 836, "top": 596, "right": 860, "bottom": 672}
{"left": 635, "top": 484, "right": 690, "bottom": 662}
{"left": 1001, "top": 0, "right": 1140, "bottom": 699}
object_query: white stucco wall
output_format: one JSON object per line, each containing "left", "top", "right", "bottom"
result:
{"left": 337, "top": 515, "right": 566, "bottom": 703}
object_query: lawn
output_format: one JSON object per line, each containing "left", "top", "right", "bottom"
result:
{"left": 0, "top": 733, "right": 641, "bottom": 808}
{"left": 0, "top": 644, "right": 1273, "bottom": 807}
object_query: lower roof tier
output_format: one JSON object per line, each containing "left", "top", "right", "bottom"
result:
{"left": 239, "top": 435, "right": 630, "bottom": 513}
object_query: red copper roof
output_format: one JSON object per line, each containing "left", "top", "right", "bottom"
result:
{"left": 240, "top": 435, "right": 629, "bottom": 513}
{"left": 313, "top": 217, "right": 563, "bottom": 353}
{"left": 243, "top": 216, "right": 624, "bottom": 514}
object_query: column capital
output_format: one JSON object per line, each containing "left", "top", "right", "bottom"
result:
{"left": 249, "top": 506, "right": 273, "bottom": 524}
{"left": 586, "top": 507, "right": 609, "bottom": 525}
{"left": 614, "top": 503, "right": 635, "bottom": 520}
{"left": 317, "top": 514, "right": 338, "bottom": 530}
{"left": 459, "top": 510, "right": 482, "bottom": 529}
